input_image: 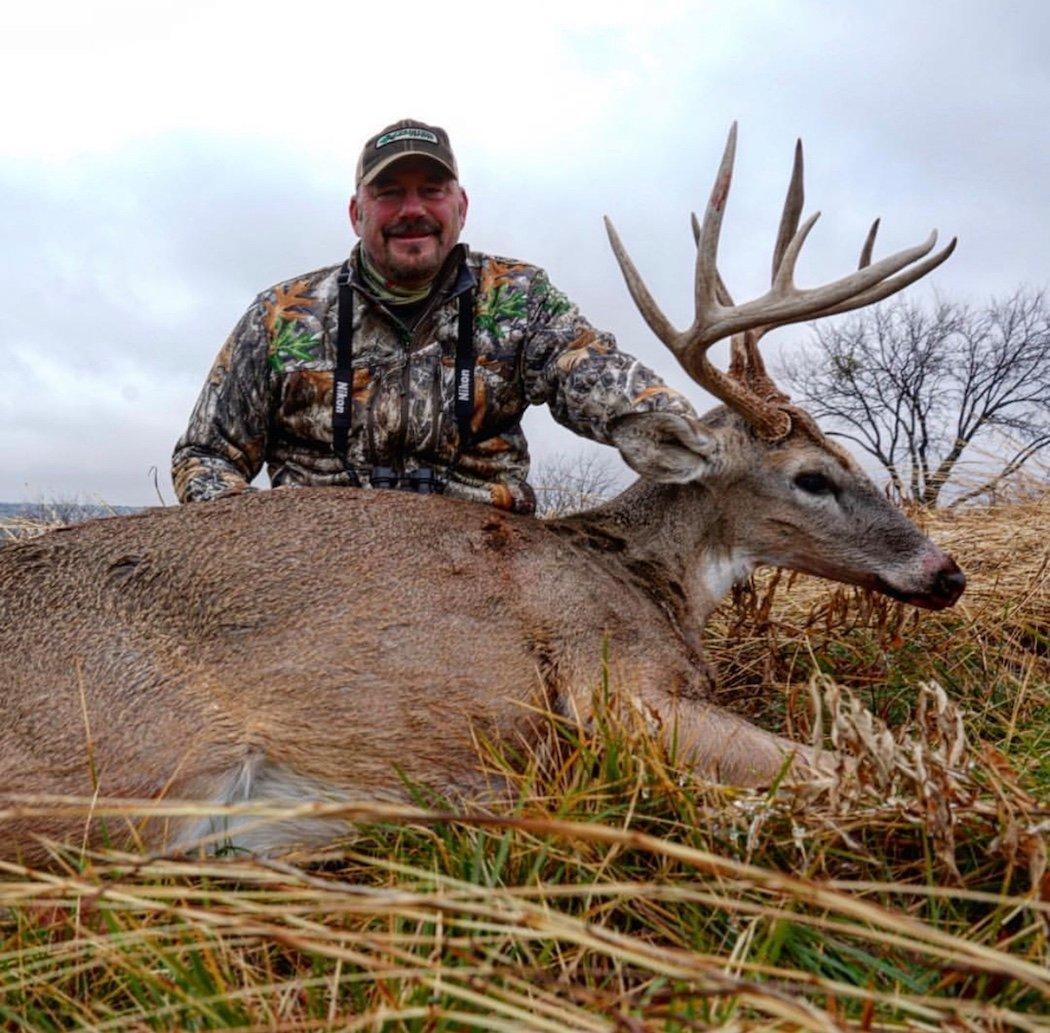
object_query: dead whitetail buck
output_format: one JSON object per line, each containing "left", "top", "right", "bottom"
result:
{"left": 0, "top": 126, "right": 963, "bottom": 859}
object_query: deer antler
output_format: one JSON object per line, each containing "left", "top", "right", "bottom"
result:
{"left": 605, "top": 122, "right": 957, "bottom": 440}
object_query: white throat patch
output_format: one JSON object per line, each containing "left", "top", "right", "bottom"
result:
{"left": 693, "top": 548, "right": 757, "bottom": 612}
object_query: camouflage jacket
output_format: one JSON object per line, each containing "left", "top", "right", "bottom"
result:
{"left": 172, "top": 244, "right": 696, "bottom": 514}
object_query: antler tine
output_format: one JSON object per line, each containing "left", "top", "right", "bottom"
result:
{"left": 738, "top": 139, "right": 805, "bottom": 384}
{"left": 604, "top": 216, "right": 679, "bottom": 346}
{"left": 859, "top": 218, "right": 880, "bottom": 269}
{"left": 804, "top": 234, "right": 957, "bottom": 323}
{"left": 770, "top": 211, "right": 823, "bottom": 295}
{"left": 684, "top": 129, "right": 791, "bottom": 436}
{"left": 693, "top": 208, "right": 757, "bottom": 390}
{"left": 693, "top": 122, "right": 738, "bottom": 324}
{"left": 772, "top": 139, "right": 805, "bottom": 283}
{"left": 740, "top": 139, "right": 805, "bottom": 343}
{"left": 692, "top": 211, "right": 735, "bottom": 307}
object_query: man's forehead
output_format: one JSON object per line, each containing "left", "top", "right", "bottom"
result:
{"left": 370, "top": 157, "right": 456, "bottom": 189}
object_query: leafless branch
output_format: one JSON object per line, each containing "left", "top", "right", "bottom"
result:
{"left": 532, "top": 451, "right": 622, "bottom": 518}
{"left": 780, "top": 290, "right": 1050, "bottom": 506}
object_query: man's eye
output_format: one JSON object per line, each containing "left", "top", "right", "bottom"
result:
{"left": 794, "top": 471, "right": 834, "bottom": 495}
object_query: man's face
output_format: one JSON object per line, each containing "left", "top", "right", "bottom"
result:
{"left": 349, "top": 157, "right": 469, "bottom": 287}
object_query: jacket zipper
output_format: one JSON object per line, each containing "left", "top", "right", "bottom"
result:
{"left": 397, "top": 277, "right": 474, "bottom": 469}
{"left": 349, "top": 250, "right": 476, "bottom": 473}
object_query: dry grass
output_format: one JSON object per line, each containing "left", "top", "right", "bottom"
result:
{"left": 0, "top": 494, "right": 1047, "bottom": 1030}
{"left": 1, "top": 516, "right": 60, "bottom": 543}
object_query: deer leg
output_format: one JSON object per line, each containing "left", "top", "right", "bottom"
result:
{"left": 557, "top": 664, "right": 832, "bottom": 789}
{"left": 641, "top": 694, "right": 833, "bottom": 787}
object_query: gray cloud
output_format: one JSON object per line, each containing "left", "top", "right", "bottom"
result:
{"left": 1, "top": 1, "right": 1046, "bottom": 504}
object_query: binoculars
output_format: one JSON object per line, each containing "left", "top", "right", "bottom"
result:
{"left": 370, "top": 466, "right": 445, "bottom": 494}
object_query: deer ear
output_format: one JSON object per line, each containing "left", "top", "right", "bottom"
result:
{"left": 609, "top": 412, "right": 724, "bottom": 483}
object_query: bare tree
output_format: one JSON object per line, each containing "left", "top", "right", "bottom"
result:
{"left": 781, "top": 290, "right": 1050, "bottom": 506}
{"left": 531, "top": 451, "right": 622, "bottom": 517}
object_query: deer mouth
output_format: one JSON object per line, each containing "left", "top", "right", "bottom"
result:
{"left": 874, "top": 561, "right": 966, "bottom": 611}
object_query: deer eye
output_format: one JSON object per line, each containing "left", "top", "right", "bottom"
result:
{"left": 794, "top": 471, "right": 835, "bottom": 495}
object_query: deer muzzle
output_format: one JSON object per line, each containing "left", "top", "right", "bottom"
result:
{"left": 877, "top": 550, "right": 966, "bottom": 611}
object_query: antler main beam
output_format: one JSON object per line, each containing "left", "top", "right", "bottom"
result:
{"left": 605, "top": 122, "right": 957, "bottom": 440}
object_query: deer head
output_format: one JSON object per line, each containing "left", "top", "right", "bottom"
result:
{"left": 603, "top": 124, "right": 965, "bottom": 612}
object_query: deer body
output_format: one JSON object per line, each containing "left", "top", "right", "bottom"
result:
{"left": 0, "top": 126, "right": 966, "bottom": 858}
{"left": 0, "top": 482, "right": 770, "bottom": 855}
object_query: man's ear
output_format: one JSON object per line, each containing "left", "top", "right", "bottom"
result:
{"left": 609, "top": 412, "right": 725, "bottom": 483}
{"left": 456, "top": 184, "right": 469, "bottom": 228}
{"left": 349, "top": 194, "right": 361, "bottom": 236}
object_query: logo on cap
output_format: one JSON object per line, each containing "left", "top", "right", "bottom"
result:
{"left": 375, "top": 128, "right": 440, "bottom": 149}
{"left": 357, "top": 120, "right": 456, "bottom": 188}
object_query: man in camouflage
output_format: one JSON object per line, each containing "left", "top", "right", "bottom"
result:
{"left": 173, "top": 119, "right": 696, "bottom": 513}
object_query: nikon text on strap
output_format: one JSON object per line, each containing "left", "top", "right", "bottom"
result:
{"left": 454, "top": 288, "right": 475, "bottom": 452}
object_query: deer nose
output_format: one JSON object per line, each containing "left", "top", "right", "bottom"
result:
{"left": 931, "top": 558, "right": 966, "bottom": 605}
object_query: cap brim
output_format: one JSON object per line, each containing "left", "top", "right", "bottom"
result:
{"left": 358, "top": 150, "right": 457, "bottom": 188}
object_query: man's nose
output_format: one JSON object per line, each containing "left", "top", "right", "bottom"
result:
{"left": 398, "top": 190, "right": 427, "bottom": 216}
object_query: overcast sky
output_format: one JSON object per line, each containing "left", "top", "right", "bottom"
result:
{"left": 1, "top": 1, "right": 1047, "bottom": 505}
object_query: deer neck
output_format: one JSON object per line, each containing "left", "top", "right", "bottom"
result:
{"left": 549, "top": 478, "right": 755, "bottom": 642}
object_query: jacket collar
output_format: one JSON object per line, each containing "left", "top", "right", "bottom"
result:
{"left": 348, "top": 242, "right": 475, "bottom": 306}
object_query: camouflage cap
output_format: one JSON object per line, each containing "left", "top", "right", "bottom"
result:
{"left": 355, "top": 119, "right": 458, "bottom": 189}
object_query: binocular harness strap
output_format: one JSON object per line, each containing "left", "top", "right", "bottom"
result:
{"left": 332, "top": 263, "right": 355, "bottom": 464}
{"left": 331, "top": 259, "right": 475, "bottom": 484}
{"left": 454, "top": 287, "right": 476, "bottom": 453}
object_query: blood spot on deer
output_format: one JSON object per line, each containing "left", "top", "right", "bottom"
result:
{"left": 480, "top": 515, "right": 517, "bottom": 552}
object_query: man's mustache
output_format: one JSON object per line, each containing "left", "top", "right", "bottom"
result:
{"left": 385, "top": 218, "right": 441, "bottom": 239}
